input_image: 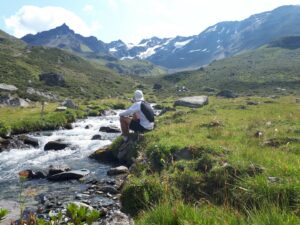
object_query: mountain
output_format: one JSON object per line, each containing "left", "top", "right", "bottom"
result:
{"left": 22, "top": 24, "right": 166, "bottom": 77}
{"left": 153, "top": 37, "right": 300, "bottom": 95}
{"left": 21, "top": 5, "right": 300, "bottom": 71}
{"left": 0, "top": 29, "right": 135, "bottom": 100}
{"left": 121, "top": 5, "right": 300, "bottom": 71}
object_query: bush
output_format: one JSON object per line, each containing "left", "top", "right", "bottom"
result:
{"left": 120, "top": 176, "right": 165, "bottom": 216}
{"left": 0, "top": 121, "right": 11, "bottom": 137}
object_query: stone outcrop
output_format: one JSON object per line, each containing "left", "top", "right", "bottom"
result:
{"left": 174, "top": 96, "right": 208, "bottom": 108}
{"left": 0, "top": 95, "right": 30, "bottom": 107}
{"left": 39, "top": 72, "right": 65, "bottom": 86}
{"left": 0, "top": 83, "right": 18, "bottom": 92}
{"left": 61, "top": 99, "right": 77, "bottom": 109}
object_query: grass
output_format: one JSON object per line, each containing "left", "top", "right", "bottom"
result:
{"left": 119, "top": 95, "right": 300, "bottom": 223}
{"left": 136, "top": 201, "right": 300, "bottom": 225}
{"left": 0, "top": 103, "right": 85, "bottom": 136}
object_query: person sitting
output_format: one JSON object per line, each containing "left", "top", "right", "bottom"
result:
{"left": 119, "top": 90, "right": 155, "bottom": 141}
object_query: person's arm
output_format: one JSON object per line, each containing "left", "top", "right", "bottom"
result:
{"left": 119, "top": 102, "right": 139, "bottom": 117}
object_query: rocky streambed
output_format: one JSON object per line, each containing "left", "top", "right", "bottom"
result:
{"left": 0, "top": 110, "right": 133, "bottom": 224}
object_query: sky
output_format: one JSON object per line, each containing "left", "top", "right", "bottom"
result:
{"left": 1, "top": 0, "right": 300, "bottom": 44}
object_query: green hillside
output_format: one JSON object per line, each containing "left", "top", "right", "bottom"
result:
{"left": 0, "top": 30, "right": 135, "bottom": 100}
{"left": 156, "top": 42, "right": 300, "bottom": 96}
{"left": 77, "top": 52, "right": 166, "bottom": 77}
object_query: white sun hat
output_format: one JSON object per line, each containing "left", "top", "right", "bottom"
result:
{"left": 134, "top": 90, "right": 144, "bottom": 102}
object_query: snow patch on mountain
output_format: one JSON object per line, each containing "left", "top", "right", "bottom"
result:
{"left": 137, "top": 45, "right": 161, "bottom": 59}
{"left": 189, "top": 49, "right": 202, "bottom": 53}
{"left": 174, "top": 39, "right": 192, "bottom": 48}
{"left": 109, "top": 47, "right": 117, "bottom": 52}
{"left": 205, "top": 25, "right": 218, "bottom": 33}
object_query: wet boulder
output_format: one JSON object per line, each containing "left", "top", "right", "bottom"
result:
{"left": 89, "top": 147, "right": 118, "bottom": 164}
{"left": 107, "top": 166, "right": 129, "bottom": 176}
{"left": 47, "top": 169, "right": 90, "bottom": 181}
{"left": 21, "top": 135, "right": 39, "bottom": 148}
{"left": 91, "top": 134, "right": 102, "bottom": 140}
{"left": 174, "top": 96, "right": 208, "bottom": 108}
{"left": 99, "top": 126, "right": 121, "bottom": 133}
{"left": 48, "top": 165, "right": 70, "bottom": 176}
{"left": 44, "top": 141, "right": 69, "bottom": 151}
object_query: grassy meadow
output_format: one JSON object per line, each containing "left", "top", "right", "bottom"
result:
{"left": 119, "top": 95, "right": 300, "bottom": 224}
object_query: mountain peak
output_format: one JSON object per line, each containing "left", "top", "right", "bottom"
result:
{"left": 52, "top": 23, "right": 74, "bottom": 34}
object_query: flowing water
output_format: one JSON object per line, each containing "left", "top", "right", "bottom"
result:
{"left": 0, "top": 112, "right": 122, "bottom": 207}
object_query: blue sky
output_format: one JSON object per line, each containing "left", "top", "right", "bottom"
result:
{"left": 1, "top": 0, "right": 300, "bottom": 44}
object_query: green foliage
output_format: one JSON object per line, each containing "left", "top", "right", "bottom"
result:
{"left": 67, "top": 203, "right": 100, "bottom": 225}
{"left": 136, "top": 201, "right": 300, "bottom": 225}
{"left": 0, "top": 121, "right": 11, "bottom": 137}
{"left": 120, "top": 176, "right": 165, "bottom": 216}
{"left": 0, "top": 208, "right": 8, "bottom": 221}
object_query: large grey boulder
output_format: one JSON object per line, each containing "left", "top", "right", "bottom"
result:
{"left": 107, "top": 166, "right": 129, "bottom": 176}
{"left": 174, "top": 96, "right": 208, "bottom": 108}
{"left": 0, "top": 83, "right": 18, "bottom": 92}
{"left": 26, "top": 87, "right": 58, "bottom": 100}
{"left": 61, "top": 99, "right": 77, "bottom": 109}
{"left": 47, "top": 169, "right": 90, "bottom": 181}
{"left": 9, "top": 98, "right": 30, "bottom": 107}
{"left": 39, "top": 72, "right": 65, "bottom": 86}
{"left": 0, "top": 95, "right": 30, "bottom": 107}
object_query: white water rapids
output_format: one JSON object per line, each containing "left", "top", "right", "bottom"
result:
{"left": 0, "top": 112, "right": 122, "bottom": 203}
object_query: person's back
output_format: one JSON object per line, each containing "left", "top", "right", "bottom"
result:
{"left": 119, "top": 90, "right": 154, "bottom": 140}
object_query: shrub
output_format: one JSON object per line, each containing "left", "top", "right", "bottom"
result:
{"left": 120, "top": 176, "right": 164, "bottom": 216}
{"left": 0, "top": 121, "right": 11, "bottom": 137}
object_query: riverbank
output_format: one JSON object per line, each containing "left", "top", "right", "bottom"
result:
{"left": 0, "top": 98, "right": 130, "bottom": 138}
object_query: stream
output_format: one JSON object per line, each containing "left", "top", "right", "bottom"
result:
{"left": 0, "top": 111, "right": 122, "bottom": 211}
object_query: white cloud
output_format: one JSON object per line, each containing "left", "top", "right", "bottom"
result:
{"left": 83, "top": 4, "right": 94, "bottom": 12}
{"left": 5, "top": 5, "right": 102, "bottom": 38}
{"left": 108, "top": 0, "right": 118, "bottom": 11}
